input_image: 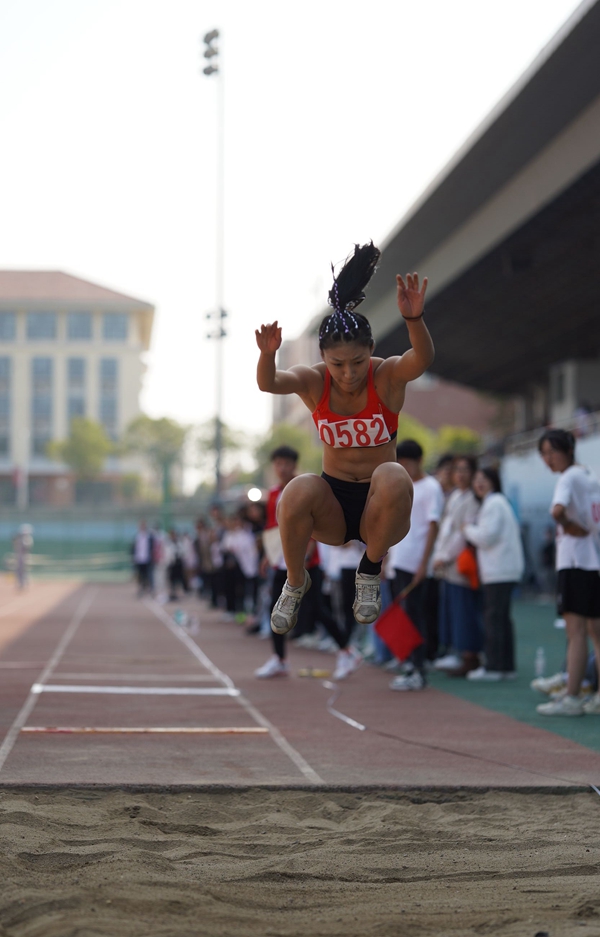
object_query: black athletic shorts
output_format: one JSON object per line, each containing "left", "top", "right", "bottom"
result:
{"left": 557, "top": 567, "right": 600, "bottom": 618}
{"left": 321, "top": 472, "right": 370, "bottom": 543}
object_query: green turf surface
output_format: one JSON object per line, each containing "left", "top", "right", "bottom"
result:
{"left": 428, "top": 599, "right": 600, "bottom": 752}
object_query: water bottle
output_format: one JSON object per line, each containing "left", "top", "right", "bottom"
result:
{"left": 534, "top": 647, "right": 546, "bottom": 678}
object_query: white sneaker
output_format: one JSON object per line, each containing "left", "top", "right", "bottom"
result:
{"left": 254, "top": 655, "right": 289, "bottom": 679}
{"left": 389, "top": 671, "right": 426, "bottom": 691}
{"left": 583, "top": 693, "right": 600, "bottom": 715}
{"left": 433, "top": 654, "right": 462, "bottom": 671}
{"left": 467, "top": 667, "right": 503, "bottom": 682}
{"left": 353, "top": 571, "right": 381, "bottom": 624}
{"left": 270, "top": 570, "right": 311, "bottom": 635}
{"left": 530, "top": 672, "right": 566, "bottom": 694}
{"left": 332, "top": 649, "right": 362, "bottom": 681}
{"left": 536, "top": 694, "right": 584, "bottom": 716}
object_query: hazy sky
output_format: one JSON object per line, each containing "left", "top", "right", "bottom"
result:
{"left": 0, "top": 0, "right": 584, "bottom": 442}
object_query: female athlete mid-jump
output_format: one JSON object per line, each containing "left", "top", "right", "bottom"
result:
{"left": 255, "top": 242, "right": 434, "bottom": 635}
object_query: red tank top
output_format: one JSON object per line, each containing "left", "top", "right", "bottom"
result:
{"left": 312, "top": 361, "right": 399, "bottom": 449}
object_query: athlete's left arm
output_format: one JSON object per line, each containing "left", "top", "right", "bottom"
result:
{"left": 385, "top": 274, "right": 435, "bottom": 384}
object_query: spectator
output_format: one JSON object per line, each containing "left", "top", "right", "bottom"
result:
{"left": 255, "top": 445, "right": 359, "bottom": 681}
{"left": 132, "top": 520, "right": 154, "bottom": 597}
{"left": 432, "top": 456, "right": 482, "bottom": 675}
{"left": 166, "top": 530, "right": 189, "bottom": 601}
{"left": 387, "top": 439, "right": 444, "bottom": 691}
{"left": 207, "top": 505, "right": 226, "bottom": 609}
{"left": 463, "top": 467, "right": 524, "bottom": 681}
{"left": 194, "top": 517, "right": 214, "bottom": 599}
{"left": 221, "top": 512, "right": 260, "bottom": 616}
{"left": 536, "top": 429, "right": 600, "bottom": 716}
{"left": 435, "top": 452, "right": 455, "bottom": 503}
{"left": 13, "top": 524, "right": 33, "bottom": 590}
{"left": 255, "top": 445, "right": 301, "bottom": 678}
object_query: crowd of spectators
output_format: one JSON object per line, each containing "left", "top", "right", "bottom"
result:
{"left": 131, "top": 430, "right": 600, "bottom": 716}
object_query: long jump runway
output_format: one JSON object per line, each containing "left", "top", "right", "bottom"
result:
{"left": 2, "top": 582, "right": 600, "bottom": 788}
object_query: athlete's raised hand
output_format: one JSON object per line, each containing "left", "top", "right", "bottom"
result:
{"left": 255, "top": 321, "right": 282, "bottom": 354}
{"left": 396, "top": 273, "right": 427, "bottom": 320}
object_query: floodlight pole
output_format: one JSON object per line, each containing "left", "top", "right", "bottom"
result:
{"left": 202, "top": 28, "right": 226, "bottom": 500}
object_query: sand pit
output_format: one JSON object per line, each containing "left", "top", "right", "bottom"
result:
{"left": 1, "top": 788, "right": 600, "bottom": 936}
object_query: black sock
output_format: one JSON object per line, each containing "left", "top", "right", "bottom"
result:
{"left": 357, "top": 552, "right": 382, "bottom": 576}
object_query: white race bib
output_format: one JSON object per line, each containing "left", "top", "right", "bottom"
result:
{"left": 318, "top": 415, "right": 391, "bottom": 448}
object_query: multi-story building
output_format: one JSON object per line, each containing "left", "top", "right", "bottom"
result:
{"left": 0, "top": 270, "right": 154, "bottom": 505}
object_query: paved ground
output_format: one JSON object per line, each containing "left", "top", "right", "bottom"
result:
{"left": 1, "top": 580, "right": 600, "bottom": 789}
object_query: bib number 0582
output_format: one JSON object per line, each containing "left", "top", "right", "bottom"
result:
{"left": 318, "top": 416, "right": 390, "bottom": 448}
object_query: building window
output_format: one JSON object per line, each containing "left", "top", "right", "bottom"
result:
{"left": 27, "top": 312, "right": 57, "bottom": 340}
{"left": 0, "top": 312, "right": 16, "bottom": 341}
{"left": 0, "top": 357, "right": 11, "bottom": 457}
{"left": 31, "top": 357, "right": 53, "bottom": 457}
{"left": 67, "top": 311, "right": 92, "bottom": 340}
{"left": 99, "top": 358, "right": 118, "bottom": 439}
{"left": 103, "top": 313, "right": 128, "bottom": 341}
{"left": 67, "top": 357, "right": 86, "bottom": 424}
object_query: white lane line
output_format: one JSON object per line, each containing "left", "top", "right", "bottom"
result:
{"left": 22, "top": 726, "right": 269, "bottom": 735}
{"left": 52, "top": 673, "right": 220, "bottom": 682}
{"left": 33, "top": 684, "right": 240, "bottom": 696}
{"left": 0, "top": 589, "right": 96, "bottom": 776}
{"left": 145, "top": 598, "right": 324, "bottom": 785}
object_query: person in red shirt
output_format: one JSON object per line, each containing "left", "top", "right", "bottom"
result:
{"left": 256, "top": 446, "right": 358, "bottom": 679}
{"left": 255, "top": 242, "right": 434, "bottom": 638}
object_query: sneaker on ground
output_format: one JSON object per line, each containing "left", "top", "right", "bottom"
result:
{"left": 353, "top": 571, "right": 381, "bottom": 624}
{"left": 466, "top": 667, "right": 503, "bottom": 682}
{"left": 433, "top": 654, "right": 462, "bottom": 671}
{"left": 536, "top": 694, "right": 584, "bottom": 716}
{"left": 382, "top": 656, "right": 402, "bottom": 672}
{"left": 333, "top": 649, "right": 362, "bottom": 681}
{"left": 530, "top": 672, "right": 566, "bottom": 694}
{"left": 270, "top": 570, "right": 311, "bottom": 635}
{"left": 389, "top": 671, "right": 426, "bottom": 691}
{"left": 583, "top": 693, "right": 600, "bottom": 714}
{"left": 254, "top": 655, "right": 289, "bottom": 679}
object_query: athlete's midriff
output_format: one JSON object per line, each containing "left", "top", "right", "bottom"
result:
{"left": 322, "top": 436, "right": 397, "bottom": 483}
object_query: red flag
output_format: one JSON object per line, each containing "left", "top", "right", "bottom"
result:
{"left": 375, "top": 597, "right": 424, "bottom": 661}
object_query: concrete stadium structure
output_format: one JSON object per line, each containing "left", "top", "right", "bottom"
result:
{"left": 365, "top": 0, "right": 600, "bottom": 432}
{"left": 281, "top": 0, "right": 600, "bottom": 439}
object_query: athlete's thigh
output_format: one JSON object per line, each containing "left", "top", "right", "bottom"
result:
{"left": 359, "top": 462, "right": 412, "bottom": 541}
{"left": 281, "top": 473, "right": 346, "bottom": 546}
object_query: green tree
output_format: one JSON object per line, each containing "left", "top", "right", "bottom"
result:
{"left": 436, "top": 425, "right": 481, "bottom": 456}
{"left": 48, "top": 417, "right": 113, "bottom": 479}
{"left": 396, "top": 413, "right": 437, "bottom": 463}
{"left": 196, "top": 418, "right": 248, "bottom": 473}
{"left": 123, "top": 415, "right": 189, "bottom": 511}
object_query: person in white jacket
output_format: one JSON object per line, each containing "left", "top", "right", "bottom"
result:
{"left": 431, "top": 455, "right": 482, "bottom": 674}
{"left": 463, "top": 467, "right": 524, "bottom": 681}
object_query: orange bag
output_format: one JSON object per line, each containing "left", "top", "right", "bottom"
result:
{"left": 456, "top": 546, "right": 480, "bottom": 589}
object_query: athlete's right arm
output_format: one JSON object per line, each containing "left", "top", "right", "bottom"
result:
{"left": 255, "top": 321, "right": 317, "bottom": 396}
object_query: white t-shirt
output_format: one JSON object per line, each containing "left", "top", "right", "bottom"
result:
{"left": 134, "top": 531, "right": 151, "bottom": 564}
{"left": 388, "top": 475, "right": 444, "bottom": 575}
{"left": 551, "top": 464, "right": 600, "bottom": 571}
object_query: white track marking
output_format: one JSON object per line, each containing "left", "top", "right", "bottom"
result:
{"left": 22, "top": 726, "right": 269, "bottom": 735}
{"left": 145, "top": 598, "right": 324, "bottom": 785}
{"left": 52, "top": 673, "right": 220, "bottom": 682}
{"left": 0, "top": 589, "right": 96, "bottom": 776}
{"left": 33, "top": 684, "right": 240, "bottom": 696}
{"left": 322, "top": 680, "right": 367, "bottom": 731}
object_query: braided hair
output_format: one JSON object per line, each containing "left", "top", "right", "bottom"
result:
{"left": 318, "top": 242, "right": 380, "bottom": 350}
